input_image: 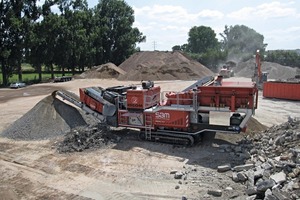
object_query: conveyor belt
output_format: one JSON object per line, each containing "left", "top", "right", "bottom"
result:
{"left": 53, "top": 90, "right": 106, "bottom": 122}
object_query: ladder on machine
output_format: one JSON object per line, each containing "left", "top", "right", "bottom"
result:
{"left": 145, "top": 114, "right": 152, "bottom": 140}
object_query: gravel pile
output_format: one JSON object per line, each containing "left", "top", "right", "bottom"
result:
{"left": 118, "top": 51, "right": 214, "bottom": 81}
{"left": 57, "top": 125, "right": 121, "bottom": 153}
{"left": 234, "top": 59, "right": 298, "bottom": 80}
{"left": 75, "top": 62, "right": 126, "bottom": 79}
{"left": 1, "top": 95, "right": 97, "bottom": 140}
{"left": 215, "top": 118, "right": 300, "bottom": 199}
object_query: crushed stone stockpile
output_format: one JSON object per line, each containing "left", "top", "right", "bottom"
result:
{"left": 1, "top": 95, "right": 97, "bottom": 140}
{"left": 76, "top": 62, "right": 126, "bottom": 79}
{"left": 246, "top": 117, "right": 268, "bottom": 133}
{"left": 57, "top": 125, "right": 121, "bottom": 153}
{"left": 234, "top": 59, "right": 298, "bottom": 80}
{"left": 118, "top": 51, "right": 214, "bottom": 81}
{"left": 214, "top": 118, "right": 300, "bottom": 199}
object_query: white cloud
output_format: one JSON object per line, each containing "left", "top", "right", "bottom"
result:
{"left": 264, "top": 26, "right": 300, "bottom": 49}
{"left": 228, "top": 1, "right": 299, "bottom": 20}
{"left": 198, "top": 9, "right": 224, "bottom": 19}
{"left": 257, "top": 2, "right": 298, "bottom": 19}
{"left": 133, "top": 5, "right": 223, "bottom": 24}
{"left": 131, "top": 1, "right": 300, "bottom": 50}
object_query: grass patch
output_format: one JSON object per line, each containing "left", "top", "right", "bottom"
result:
{"left": 0, "top": 73, "right": 73, "bottom": 85}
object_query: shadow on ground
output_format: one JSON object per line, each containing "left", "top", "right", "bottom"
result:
{"left": 111, "top": 128, "right": 249, "bottom": 169}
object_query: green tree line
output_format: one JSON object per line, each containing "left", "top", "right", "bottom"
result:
{"left": 173, "top": 25, "right": 300, "bottom": 72}
{"left": 173, "top": 25, "right": 268, "bottom": 71}
{"left": 0, "top": 0, "right": 145, "bottom": 85}
{"left": 265, "top": 50, "right": 300, "bottom": 68}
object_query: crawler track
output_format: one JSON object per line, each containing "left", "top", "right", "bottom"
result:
{"left": 139, "top": 131, "right": 195, "bottom": 146}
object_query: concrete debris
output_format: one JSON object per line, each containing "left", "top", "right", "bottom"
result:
{"left": 256, "top": 179, "right": 275, "bottom": 192}
{"left": 217, "top": 164, "right": 231, "bottom": 172}
{"left": 174, "top": 172, "right": 184, "bottom": 179}
{"left": 237, "top": 172, "right": 248, "bottom": 182}
{"left": 232, "top": 163, "right": 254, "bottom": 172}
{"left": 270, "top": 172, "right": 286, "bottom": 184}
{"left": 207, "top": 189, "right": 222, "bottom": 197}
{"left": 57, "top": 125, "right": 120, "bottom": 153}
{"left": 218, "top": 118, "right": 300, "bottom": 199}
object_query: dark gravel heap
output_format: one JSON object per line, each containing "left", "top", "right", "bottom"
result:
{"left": 1, "top": 95, "right": 96, "bottom": 140}
{"left": 57, "top": 125, "right": 121, "bottom": 153}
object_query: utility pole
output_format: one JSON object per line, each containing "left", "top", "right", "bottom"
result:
{"left": 153, "top": 41, "right": 156, "bottom": 51}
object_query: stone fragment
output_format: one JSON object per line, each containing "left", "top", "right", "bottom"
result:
{"left": 258, "top": 155, "right": 266, "bottom": 162}
{"left": 246, "top": 195, "right": 256, "bottom": 200}
{"left": 232, "top": 172, "right": 239, "bottom": 182}
{"left": 254, "top": 169, "right": 264, "bottom": 180}
{"left": 174, "top": 172, "right": 183, "bottom": 179}
{"left": 217, "top": 164, "right": 231, "bottom": 172}
{"left": 225, "top": 187, "right": 233, "bottom": 191}
{"left": 175, "top": 185, "right": 180, "bottom": 189}
{"left": 170, "top": 170, "right": 177, "bottom": 174}
{"left": 207, "top": 189, "right": 222, "bottom": 197}
{"left": 274, "top": 135, "right": 285, "bottom": 145}
{"left": 245, "top": 187, "right": 257, "bottom": 196}
{"left": 270, "top": 172, "right": 286, "bottom": 184}
{"left": 237, "top": 172, "right": 248, "bottom": 182}
{"left": 272, "top": 188, "right": 291, "bottom": 200}
{"left": 232, "top": 163, "right": 254, "bottom": 172}
{"left": 256, "top": 179, "right": 275, "bottom": 192}
{"left": 250, "top": 148, "right": 258, "bottom": 155}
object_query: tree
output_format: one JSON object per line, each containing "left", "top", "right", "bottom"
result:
{"left": 93, "top": 0, "right": 145, "bottom": 65}
{"left": 172, "top": 44, "right": 187, "bottom": 52}
{"left": 265, "top": 50, "right": 300, "bottom": 68}
{"left": 220, "top": 25, "right": 267, "bottom": 61}
{"left": 55, "top": 0, "right": 90, "bottom": 75}
{"left": 186, "top": 26, "right": 219, "bottom": 54}
{"left": 0, "top": 0, "right": 40, "bottom": 85}
{"left": 180, "top": 26, "right": 222, "bottom": 70}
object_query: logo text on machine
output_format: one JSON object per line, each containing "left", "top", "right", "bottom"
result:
{"left": 155, "top": 112, "right": 170, "bottom": 120}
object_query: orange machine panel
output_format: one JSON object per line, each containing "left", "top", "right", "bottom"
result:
{"left": 79, "top": 88, "right": 104, "bottom": 113}
{"left": 263, "top": 81, "right": 300, "bottom": 101}
{"left": 198, "top": 82, "right": 257, "bottom": 112}
{"left": 153, "top": 110, "right": 189, "bottom": 128}
{"left": 126, "top": 86, "right": 161, "bottom": 109}
{"left": 165, "top": 91, "right": 193, "bottom": 105}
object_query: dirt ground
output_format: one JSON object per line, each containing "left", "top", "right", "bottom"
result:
{"left": 0, "top": 78, "right": 299, "bottom": 199}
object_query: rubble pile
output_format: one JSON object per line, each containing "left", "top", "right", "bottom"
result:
{"left": 220, "top": 118, "right": 300, "bottom": 199}
{"left": 58, "top": 125, "right": 121, "bottom": 153}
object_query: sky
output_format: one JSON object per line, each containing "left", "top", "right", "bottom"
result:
{"left": 86, "top": 0, "right": 300, "bottom": 51}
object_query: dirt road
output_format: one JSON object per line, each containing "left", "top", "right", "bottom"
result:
{"left": 0, "top": 78, "right": 299, "bottom": 199}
